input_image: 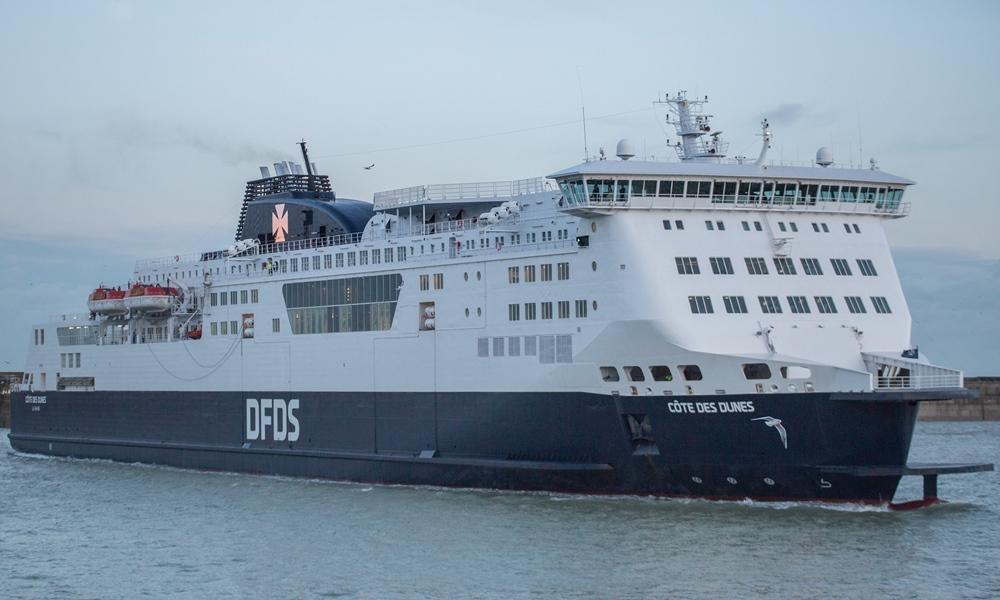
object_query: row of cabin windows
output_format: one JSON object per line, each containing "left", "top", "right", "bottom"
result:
{"left": 601, "top": 364, "right": 701, "bottom": 383}
{"left": 676, "top": 257, "right": 878, "bottom": 278}
{"left": 60, "top": 353, "right": 81, "bottom": 369}
{"left": 509, "top": 299, "right": 590, "bottom": 321}
{"left": 419, "top": 273, "right": 445, "bottom": 291}
{"left": 562, "top": 178, "right": 904, "bottom": 208}
{"left": 209, "top": 320, "right": 241, "bottom": 336}
{"left": 210, "top": 288, "right": 260, "bottom": 307}
{"left": 477, "top": 334, "right": 573, "bottom": 363}
{"left": 665, "top": 219, "right": 862, "bottom": 234}
{"left": 508, "top": 262, "right": 570, "bottom": 283}
{"left": 266, "top": 247, "right": 409, "bottom": 275}
{"left": 688, "top": 295, "right": 891, "bottom": 315}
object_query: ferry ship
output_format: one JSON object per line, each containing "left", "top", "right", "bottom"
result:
{"left": 9, "top": 92, "right": 991, "bottom": 506}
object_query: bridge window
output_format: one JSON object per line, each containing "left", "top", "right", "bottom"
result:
{"left": 712, "top": 181, "right": 737, "bottom": 203}
{"left": 587, "top": 179, "right": 614, "bottom": 202}
{"left": 687, "top": 181, "right": 711, "bottom": 198}
{"left": 659, "top": 180, "right": 685, "bottom": 197}
{"left": 631, "top": 180, "right": 658, "bottom": 197}
{"left": 841, "top": 186, "right": 859, "bottom": 202}
{"left": 738, "top": 181, "right": 762, "bottom": 203}
{"left": 800, "top": 184, "right": 818, "bottom": 204}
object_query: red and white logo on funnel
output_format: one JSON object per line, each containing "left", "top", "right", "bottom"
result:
{"left": 272, "top": 203, "right": 288, "bottom": 243}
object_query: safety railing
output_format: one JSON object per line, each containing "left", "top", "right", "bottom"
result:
{"left": 875, "top": 374, "right": 964, "bottom": 390}
{"left": 374, "top": 177, "right": 547, "bottom": 210}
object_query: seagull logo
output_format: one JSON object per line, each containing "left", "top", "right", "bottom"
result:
{"left": 272, "top": 203, "right": 288, "bottom": 243}
{"left": 752, "top": 416, "right": 788, "bottom": 450}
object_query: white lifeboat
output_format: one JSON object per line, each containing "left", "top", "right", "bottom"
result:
{"left": 124, "top": 284, "right": 180, "bottom": 314}
{"left": 87, "top": 287, "right": 128, "bottom": 316}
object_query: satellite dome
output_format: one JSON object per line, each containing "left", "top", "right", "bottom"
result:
{"left": 816, "top": 147, "right": 834, "bottom": 167}
{"left": 616, "top": 138, "right": 635, "bottom": 161}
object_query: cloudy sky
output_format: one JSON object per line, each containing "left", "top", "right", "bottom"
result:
{"left": 0, "top": 1, "right": 997, "bottom": 373}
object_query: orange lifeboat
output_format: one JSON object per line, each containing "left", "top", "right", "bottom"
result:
{"left": 123, "top": 284, "right": 180, "bottom": 314}
{"left": 87, "top": 286, "right": 128, "bottom": 315}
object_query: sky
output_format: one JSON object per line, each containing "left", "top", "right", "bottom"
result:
{"left": 0, "top": 0, "right": 997, "bottom": 373}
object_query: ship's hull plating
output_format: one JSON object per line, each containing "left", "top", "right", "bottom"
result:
{"left": 8, "top": 390, "right": 919, "bottom": 503}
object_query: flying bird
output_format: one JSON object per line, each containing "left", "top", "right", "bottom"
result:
{"left": 364, "top": 163, "right": 375, "bottom": 170}
{"left": 752, "top": 416, "right": 788, "bottom": 449}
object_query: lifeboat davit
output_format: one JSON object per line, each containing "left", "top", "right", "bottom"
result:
{"left": 124, "top": 284, "right": 180, "bottom": 314}
{"left": 87, "top": 286, "right": 128, "bottom": 315}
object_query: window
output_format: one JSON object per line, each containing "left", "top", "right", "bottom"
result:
{"left": 717, "top": 220, "right": 725, "bottom": 231}
{"left": 397, "top": 247, "right": 407, "bottom": 262}
{"left": 324, "top": 255, "right": 332, "bottom": 269}
{"left": 230, "top": 291, "right": 237, "bottom": 305}
{"left": 291, "top": 259, "right": 299, "bottom": 273}
{"left": 372, "top": 249, "right": 381, "bottom": 265}
{"left": 541, "top": 302, "right": 553, "bottom": 319}
{"left": 601, "top": 366, "right": 620, "bottom": 382}
{"left": 336, "top": 253, "right": 344, "bottom": 268}
{"left": 857, "top": 259, "right": 878, "bottom": 277}
{"left": 659, "top": 180, "right": 685, "bottom": 197}
{"left": 742, "top": 363, "right": 772, "bottom": 380}
{"left": 789, "top": 222, "right": 798, "bottom": 232}
{"left": 251, "top": 289, "right": 259, "bottom": 303}
{"left": 741, "top": 221, "right": 750, "bottom": 231}
{"left": 220, "top": 292, "right": 228, "bottom": 306}
{"left": 845, "top": 296, "right": 867, "bottom": 313}
{"left": 650, "top": 365, "right": 673, "bottom": 381}
{"left": 524, "top": 336, "right": 537, "bottom": 356}
{"left": 787, "top": 296, "right": 811, "bottom": 313}
{"left": 493, "top": 337, "right": 505, "bottom": 357}
{"left": 347, "top": 252, "right": 356, "bottom": 267}
{"left": 773, "top": 257, "right": 797, "bottom": 275}
{"left": 281, "top": 274, "right": 403, "bottom": 334}
{"left": 687, "top": 181, "right": 711, "bottom": 198}
{"left": 680, "top": 365, "right": 703, "bottom": 381}
{"left": 723, "top": 295, "right": 748, "bottom": 314}
{"left": 675, "top": 220, "right": 685, "bottom": 230}
{"left": 754, "top": 221, "right": 762, "bottom": 231}
{"left": 624, "top": 366, "right": 645, "bottom": 382}
{"left": 705, "top": 220, "right": 714, "bottom": 231}
{"left": 433, "top": 273, "right": 444, "bottom": 289}
{"left": 541, "top": 264, "right": 552, "bottom": 281}
{"left": 821, "top": 223, "right": 830, "bottom": 233}
{"left": 359, "top": 251, "right": 368, "bottom": 266}
{"left": 384, "top": 248, "right": 393, "bottom": 263}
{"left": 231, "top": 320, "right": 238, "bottom": 334}
{"left": 676, "top": 257, "right": 700, "bottom": 275}
{"left": 210, "top": 293, "right": 218, "bottom": 306}
{"left": 831, "top": 258, "right": 852, "bottom": 276}
{"left": 508, "top": 336, "right": 521, "bottom": 356}
{"left": 210, "top": 322, "right": 218, "bottom": 336}
{"left": 556, "top": 300, "right": 570, "bottom": 318}
{"left": 524, "top": 265, "right": 536, "bottom": 282}
{"left": 508, "top": 266, "right": 520, "bottom": 284}
{"left": 800, "top": 258, "right": 823, "bottom": 275}
{"left": 710, "top": 257, "right": 734, "bottom": 275}
{"left": 812, "top": 222, "right": 820, "bottom": 232}
{"left": 778, "top": 222, "right": 787, "bottom": 232}
{"left": 557, "top": 262, "right": 570, "bottom": 280}
{"left": 688, "top": 296, "right": 714, "bottom": 314}
{"left": 241, "top": 290, "right": 248, "bottom": 304}
{"left": 221, "top": 321, "right": 228, "bottom": 335}
{"left": 478, "top": 337, "right": 489, "bottom": 357}
{"left": 745, "top": 257, "right": 769, "bottom": 275}
{"left": 525, "top": 303, "right": 537, "bottom": 320}
{"left": 508, "top": 304, "right": 520, "bottom": 321}
{"left": 301, "top": 257, "right": 310, "bottom": 271}
{"left": 662, "top": 219, "right": 672, "bottom": 230}
{"left": 853, "top": 224, "right": 861, "bottom": 234}
{"left": 844, "top": 223, "right": 853, "bottom": 233}
{"left": 419, "top": 274, "right": 429, "bottom": 291}
{"left": 815, "top": 296, "right": 837, "bottom": 313}
{"left": 759, "top": 296, "right": 782, "bottom": 313}
{"left": 575, "top": 299, "right": 588, "bottom": 318}
{"left": 871, "top": 296, "right": 892, "bottom": 314}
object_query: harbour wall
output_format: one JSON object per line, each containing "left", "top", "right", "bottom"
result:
{"left": 918, "top": 377, "right": 1000, "bottom": 421}
{"left": 0, "top": 372, "right": 19, "bottom": 428}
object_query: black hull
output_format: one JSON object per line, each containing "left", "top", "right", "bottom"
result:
{"left": 8, "top": 390, "right": 922, "bottom": 503}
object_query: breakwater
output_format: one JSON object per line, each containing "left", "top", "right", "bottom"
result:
{"left": 918, "top": 377, "right": 1000, "bottom": 421}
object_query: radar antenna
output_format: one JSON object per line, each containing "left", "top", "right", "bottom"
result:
{"left": 654, "top": 91, "right": 729, "bottom": 162}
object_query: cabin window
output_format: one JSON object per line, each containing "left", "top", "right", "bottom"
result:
{"left": 240, "top": 290, "right": 248, "bottom": 304}
{"left": 419, "top": 274, "right": 429, "bottom": 290}
{"left": 230, "top": 291, "right": 238, "bottom": 305}
{"left": 815, "top": 296, "right": 837, "bottom": 313}
{"left": 723, "top": 295, "right": 748, "bottom": 314}
{"left": 508, "top": 266, "right": 519, "bottom": 284}
{"left": 853, "top": 224, "right": 861, "bottom": 233}
{"left": 575, "top": 299, "right": 588, "bottom": 318}
{"left": 210, "top": 293, "right": 218, "bottom": 306}
{"left": 845, "top": 296, "right": 867, "bottom": 314}
{"left": 541, "top": 264, "right": 552, "bottom": 281}
{"left": 251, "top": 289, "right": 259, "bottom": 303}
{"left": 710, "top": 257, "right": 734, "bottom": 275}
{"left": 759, "top": 296, "right": 783, "bottom": 313}
{"left": 347, "top": 252, "right": 356, "bottom": 266}
{"left": 741, "top": 221, "right": 750, "bottom": 231}
{"left": 676, "top": 257, "right": 700, "bottom": 275}
{"left": 493, "top": 337, "right": 505, "bottom": 357}
{"left": 541, "top": 302, "right": 553, "bottom": 319}
{"left": 601, "top": 366, "right": 620, "bottom": 382}
{"left": 558, "top": 301, "right": 570, "bottom": 318}
{"left": 688, "top": 296, "right": 713, "bottom": 314}
{"left": 324, "top": 255, "right": 332, "bottom": 269}
{"left": 754, "top": 221, "right": 762, "bottom": 231}
{"left": 650, "top": 366, "right": 673, "bottom": 381}
{"left": 524, "top": 303, "right": 537, "bottom": 320}
{"left": 557, "top": 262, "right": 570, "bottom": 280}
{"left": 662, "top": 219, "right": 672, "bottom": 230}
{"left": 831, "top": 258, "right": 852, "bottom": 276}
{"left": 524, "top": 336, "right": 537, "bottom": 356}
{"left": 742, "top": 363, "right": 772, "bottom": 380}
{"left": 745, "top": 257, "right": 769, "bottom": 275}
{"left": 857, "top": 259, "right": 878, "bottom": 277}
{"left": 478, "top": 337, "right": 489, "bottom": 357}
{"left": 624, "top": 366, "right": 645, "bottom": 382}
{"left": 508, "top": 304, "right": 520, "bottom": 321}
{"left": 871, "top": 296, "right": 892, "bottom": 314}
{"left": 773, "top": 257, "right": 797, "bottom": 275}
{"left": 800, "top": 258, "right": 823, "bottom": 275}
{"left": 787, "top": 296, "right": 811, "bottom": 314}
{"left": 680, "top": 365, "right": 703, "bottom": 381}
{"left": 433, "top": 273, "right": 444, "bottom": 289}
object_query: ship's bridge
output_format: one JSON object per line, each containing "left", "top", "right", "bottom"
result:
{"left": 548, "top": 160, "right": 913, "bottom": 218}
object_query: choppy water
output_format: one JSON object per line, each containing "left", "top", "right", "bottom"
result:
{"left": 1, "top": 422, "right": 998, "bottom": 600}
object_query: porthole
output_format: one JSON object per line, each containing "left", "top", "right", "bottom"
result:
{"left": 476, "top": 271, "right": 481, "bottom": 281}
{"left": 591, "top": 261, "right": 597, "bottom": 272}
{"left": 476, "top": 307, "right": 482, "bottom": 316}
{"left": 591, "top": 222, "right": 597, "bottom": 233}
{"left": 464, "top": 272, "right": 469, "bottom": 281}
{"left": 465, "top": 308, "right": 470, "bottom": 317}
{"left": 592, "top": 300, "right": 598, "bottom": 311}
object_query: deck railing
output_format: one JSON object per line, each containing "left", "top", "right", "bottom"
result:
{"left": 875, "top": 374, "right": 964, "bottom": 390}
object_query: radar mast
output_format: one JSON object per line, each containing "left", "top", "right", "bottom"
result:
{"left": 655, "top": 91, "right": 729, "bottom": 162}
